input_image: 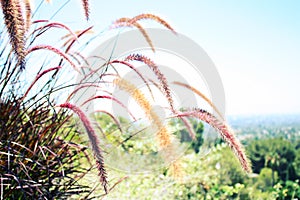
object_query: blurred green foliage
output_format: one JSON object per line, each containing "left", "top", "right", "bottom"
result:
{"left": 93, "top": 115, "right": 300, "bottom": 199}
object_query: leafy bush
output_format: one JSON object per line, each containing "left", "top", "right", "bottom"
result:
{"left": 273, "top": 180, "right": 300, "bottom": 200}
{"left": 246, "top": 138, "right": 298, "bottom": 181}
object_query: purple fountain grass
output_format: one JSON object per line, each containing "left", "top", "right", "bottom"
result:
{"left": 65, "top": 26, "right": 93, "bottom": 53}
{"left": 81, "top": 95, "right": 137, "bottom": 121}
{"left": 174, "top": 108, "right": 251, "bottom": 173}
{"left": 148, "top": 78, "right": 163, "bottom": 93}
{"left": 112, "top": 17, "right": 155, "bottom": 52}
{"left": 33, "top": 22, "right": 78, "bottom": 42}
{"left": 61, "top": 28, "right": 94, "bottom": 42}
{"left": 173, "top": 81, "right": 224, "bottom": 120}
{"left": 1, "top": 0, "right": 27, "bottom": 69}
{"left": 125, "top": 54, "right": 174, "bottom": 112}
{"left": 22, "top": 66, "right": 61, "bottom": 100}
{"left": 110, "top": 60, "right": 154, "bottom": 100}
{"left": 81, "top": 0, "right": 89, "bottom": 20}
{"left": 69, "top": 53, "right": 84, "bottom": 66}
{"left": 57, "top": 102, "right": 108, "bottom": 193}
{"left": 27, "top": 45, "right": 81, "bottom": 73}
{"left": 32, "top": 19, "right": 50, "bottom": 23}
{"left": 71, "top": 51, "right": 90, "bottom": 66}
{"left": 129, "top": 13, "right": 176, "bottom": 34}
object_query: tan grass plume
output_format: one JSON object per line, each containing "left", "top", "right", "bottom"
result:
{"left": 113, "top": 78, "right": 172, "bottom": 148}
{"left": 113, "top": 17, "right": 155, "bottom": 52}
{"left": 1, "top": 0, "right": 27, "bottom": 69}
{"left": 129, "top": 13, "right": 176, "bottom": 34}
{"left": 113, "top": 78, "right": 183, "bottom": 177}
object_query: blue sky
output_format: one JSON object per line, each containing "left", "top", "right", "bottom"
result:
{"left": 33, "top": 0, "right": 300, "bottom": 115}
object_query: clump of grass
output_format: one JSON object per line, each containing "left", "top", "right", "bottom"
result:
{"left": 0, "top": 100, "right": 92, "bottom": 199}
{"left": 0, "top": 0, "right": 252, "bottom": 197}
{"left": 0, "top": 1, "right": 99, "bottom": 198}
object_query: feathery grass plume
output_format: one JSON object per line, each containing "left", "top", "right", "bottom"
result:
{"left": 129, "top": 13, "right": 176, "bottom": 34}
{"left": 27, "top": 45, "right": 81, "bottom": 73}
{"left": 81, "top": 0, "right": 89, "bottom": 20}
{"left": 112, "top": 17, "right": 155, "bottom": 52}
{"left": 57, "top": 102, "right": 108, "bottom": 193}
{"left": 110, "top": 60, "right": 154, "bottom": 100}
{"left": 23, "top": 0, "right": 31, "bottom": 31}
{"left": 113, "top": 78, "right": 182, "bottom": 176}
{"left": 113, "top": 78, "right": 175, "bottom": 151}
{"left": 173, "top": 81, "right": 224, "bottom": 120}
{"left": 1, "top": 0, "right": 27, "bottom": 69}
{"left": 174, "top": 108, "right": 251, "bottom": 173}
{"left": 169, "top": 160, "right": 184, "bottom": 181}
{"left": 61, "top": 29, "right": 94, "bottom": 41}
{"left": 32, "top": 19, "right": 49, "bottom": 23}
{"left": 22, "top": 66, "right": 61, "bottom": 100}
{"left": 113, "top": 78, "right": 151, "bottom": 118}
{"left": 33, "top": 22, "right": 78, "bottom": 41}
{"left": 125, "top": 54, "right": 174, "bottom": 111}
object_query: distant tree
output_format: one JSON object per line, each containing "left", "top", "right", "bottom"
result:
{"left": 214, "top": 147, "right": 248, "bottom": 185}
{"left": 247, "top": 138, "right": 297, "bottom": 182}
{"left": 256, "top": 168, "right": 278, "bottom": 191}
{"left": 293, "top": 148, "right": 300, "bottom": 178}
{"left": 190, "top": 119, "right": 204, "bottom": 153}
{"left": 171, "top": 118, "right": 204, "bottom": 153}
